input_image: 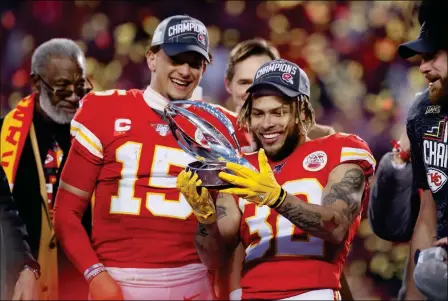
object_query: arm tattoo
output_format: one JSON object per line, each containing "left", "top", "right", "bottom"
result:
{"left": 322, "top": 168, "right": 364, "bottom": 219}
{"left": 216, "top": 205, "right": 227, "bottom": 219}
{"left": 342, "top": 202, "right": 360, "bottom": 221}
{"left": 276, "top": 203, "right": 324, "bottom": 233}
{"left": 276, "top": 168, "right": 364, "bottom": 238}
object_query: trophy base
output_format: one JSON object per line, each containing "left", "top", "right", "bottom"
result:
{"left": 186, "top": 161, "right": 234, "bottom": 189}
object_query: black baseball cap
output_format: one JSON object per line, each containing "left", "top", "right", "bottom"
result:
{"left": 246, "top": 59, "right": 310, "bottom": 98}
{"left": 398, "top": 22, "right": 438, "bottom": 59}
{"left": 151, "top": 15, "right": 210, "bottom": 63}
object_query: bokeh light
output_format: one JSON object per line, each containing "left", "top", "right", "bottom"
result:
{"left": 1, "top": 11, "right": 15, "bottom": 29}
{"left": 222, "top": 29, "right": 240, "bottom": 48}
{"left": 225, "top": 1, "right": 246, "bottom": 17}
{"left": 0, "top": 3, "right": 425, "bottom": 298}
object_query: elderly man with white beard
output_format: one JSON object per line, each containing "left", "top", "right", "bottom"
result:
{"left": 0, "top": 38, "right": 92, "bottom": 300}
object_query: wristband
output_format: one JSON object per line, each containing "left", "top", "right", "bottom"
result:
{"left": 86, "top": 268, "right": 106, "bottom": 283}
{"left": 271, "top": 188, "right": 287, "bottom": 208}
{"left": 84, "top": 263, "right": 105, "bottom": 282}
{"left": 22, "top": 265, "right": 40, "bottom": 280}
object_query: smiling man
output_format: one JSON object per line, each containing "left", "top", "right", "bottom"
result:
{"left": 398, "top": 2, "right": 448, "bottom": 299}
{"left": 177, "top": 59, "right": 376, "bottom": 300}
{"left": 53, "top": 15, "right": 242, "bottom": 300}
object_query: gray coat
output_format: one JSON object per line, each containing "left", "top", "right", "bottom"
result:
{"left": 368, "top": 152, "right": 420, "bottom": 242}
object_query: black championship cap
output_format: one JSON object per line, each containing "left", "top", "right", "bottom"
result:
{"left": 150, "top": 15, "right": 210, "bottom": 63}
{"left": 247, "top": 59, "right": 310, "bottom": 98}
{"left": 398, "top": 22, "right": 440, "bottom": 59}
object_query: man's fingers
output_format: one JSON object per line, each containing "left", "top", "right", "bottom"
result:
{"left": 258, "top": 149, "right": 272, "bottom": 175}
{"left": 225, "top": 162, "right": 259, "bottom": 179}
{"left": 218, "top": 172, "right": 253, "bottom": 188}
{"left": 219, "top": 187, "right": 255, "bottom": 196}
{"left": 177, "top": 170, "right": 191, "bottom": 189}
{"left": 188, "top": 177, "right": 200, "bottom": 197}
{"left": 434, "top": 237, "right": 448, "bottom": 246}
{"left": 200, "top": 187, "right": 209, "bottom": 199}
{"left": 190, "top": 172, "right": 199, "bottom": 182}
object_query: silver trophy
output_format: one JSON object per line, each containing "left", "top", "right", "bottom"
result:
{"left": 164, "top": 100, "right": 255, "bottom": 189}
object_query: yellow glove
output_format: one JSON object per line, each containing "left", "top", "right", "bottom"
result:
{"left": 218, "top": 149, "right": 287, "bottom": 208}
{"left": 176, "top": 170, "right": 216, "bottom": 224}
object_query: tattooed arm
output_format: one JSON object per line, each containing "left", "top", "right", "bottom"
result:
{"left": 276, "top": 163, "right": 366, "bottom": 244}
{"left": 195, "top": 193, "right": 241, "bottom": 270}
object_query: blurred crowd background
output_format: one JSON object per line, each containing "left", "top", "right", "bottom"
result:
{"left": 0, "top": 1, "right": 426, "bottom": 300}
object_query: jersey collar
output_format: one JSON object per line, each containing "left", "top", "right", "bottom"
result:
{"left": 143, "top": 86, "right": 169, "bottom": 112}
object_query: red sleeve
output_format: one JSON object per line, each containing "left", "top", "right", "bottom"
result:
{"left": 328, "top": 133, "right": 376, "bottom": 179}
{"left": 70, "top": 92, "right": 106, "bottom": 164}
{"left": 54, "top": 145, "right": 102, "bottom": 274}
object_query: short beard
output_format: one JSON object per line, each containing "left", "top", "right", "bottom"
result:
{"left": 429, "top": 76, "right": 448, "bottom": 105}
{"left": 253, "top": 125, "right": 301, "bottom": 162}
{"left": 39, "top": 91, "right": 74, "bottom": 124}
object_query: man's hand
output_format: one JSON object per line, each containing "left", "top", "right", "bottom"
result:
{"left": 218, "top": 149, "right": 285, "bottom": 208}
{"left": 12, "top": 269, "right": 38, "bottom": 300}
{"left": 434, "top": 237, "right": 448, "bottom": 248}
{"left": 89, "top": 272, "right": 123, "bottom": 300}
{"left": 392, "top": 132, "right": 411, "bottom": 164}
{"left": 177, "top": 170, "right": 216, "bottom": 224}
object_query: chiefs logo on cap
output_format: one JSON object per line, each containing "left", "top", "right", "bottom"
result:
{"left": 281, "top": 73, "right": 294, "bottom": 85}
{"left": 197, "top": 33, "right": 206, "bottom": 46}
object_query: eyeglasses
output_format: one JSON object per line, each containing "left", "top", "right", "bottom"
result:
{"left": 36, "top": 74, "right": 93, "bottom": 98}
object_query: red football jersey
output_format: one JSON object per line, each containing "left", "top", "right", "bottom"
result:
{"left": 70, "top": 89, "right": 245, "bottom": 269}
{"left": 238, "top": 133, "right": 376, "bottom": 300}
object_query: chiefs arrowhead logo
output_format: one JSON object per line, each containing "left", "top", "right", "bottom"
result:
{"left": 194, "top": 128, "right": 211, "bottom": 149}
{"left": 197, "top": 33, "right": 206, "bottom": 46}
{"left": 303, "top": 151, "right": 327, "bottom": 172}
{"left": 45, "top": 154, "right": 54, "bottom": 165}
{"left": 427, "top": 167, "right": 447, "bottom": 193}
{"left": 281, "top": 73, "right": 294, "bottom": 85}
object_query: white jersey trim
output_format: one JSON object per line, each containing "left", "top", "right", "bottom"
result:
{"left": 340, "top": 147, "right": 376, "bottom": 171}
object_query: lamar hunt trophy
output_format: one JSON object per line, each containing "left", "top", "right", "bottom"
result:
{"left": 164, "top": 100, "right": 254, "bottom": 188}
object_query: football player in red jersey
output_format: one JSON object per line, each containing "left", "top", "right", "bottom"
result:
{"left": 177, "top": 59, "right": 376, "bottom": 300}
{"left": 53, "top": 15, "right": 242, "bottom": 300}
{"left": 221, "top": 38, "right": 339, "bottom": 300}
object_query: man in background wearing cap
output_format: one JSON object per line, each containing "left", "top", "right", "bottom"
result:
{"left": 53, "top": 15, "right": 237, "bottom": 300}
{"left": 177, "top": 59, "right": 376, "bottom": 300}
{"left": 397, "top": 0, "right": 448, "bottom": 298}
{"left": 224, "top": 38, "right": 335, "bottom": 151}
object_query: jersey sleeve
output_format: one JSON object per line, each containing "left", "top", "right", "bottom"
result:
{"left": 70, "top": 92, "right": 105, "bottom": 164}
{"left": 328, "top": 133, "right": 376, "bottom": 179}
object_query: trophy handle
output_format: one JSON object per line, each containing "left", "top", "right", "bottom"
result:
{"left": 168, "top": 100, "right": 243, "bottom": 153}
